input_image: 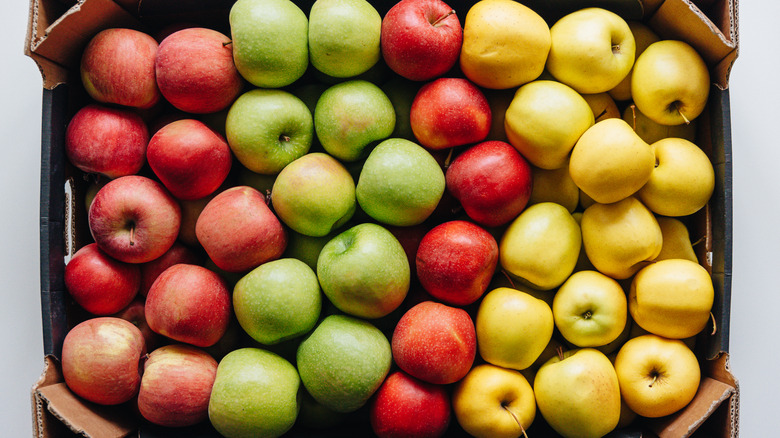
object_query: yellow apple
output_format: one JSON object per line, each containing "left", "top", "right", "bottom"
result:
{"left": 483, "top": 88, "right": 515, "bottom": 142}
{"left": 520, "top": 336, "right": 565, "bottom": 386}
{"left": 653, "top": 216, "right": 698, "bottom": 263}
{"left": 504, "top": 80, "right": 594, "bottom": 170}
{"left": 476, "top": 287, "right": 554, "bottom": 370}
{"left": 622, "top": 104, "right": 697, "bottom": 144}
{"left": 581, "top": 92, "right": 620, "bottom": 122}
{"left": 529, "top": 162, "right": 579, "bottom": 213}
{"left": 614, "top": 334, "right": 701, "bottom": 418}
{"left": 569, "top": 118, "right": 655, "bottom": 204}
{"left": 608, "top": 21, "right": 661, "bottom": 102}
{"left": 629, "top": 258, "right": 714, "bottom": 339}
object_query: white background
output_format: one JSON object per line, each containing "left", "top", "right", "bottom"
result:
{"left": 0, "top": 1, "right": 775, "bottom": 437}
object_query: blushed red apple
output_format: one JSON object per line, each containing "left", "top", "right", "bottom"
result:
{"left": 139, "top": 242, "right": 200, "bottom": 296}
{"left": 370, "top": 370, "right": 451, "bottom": 438}
{"left": 65, "top": 243, "right": 140, "bottom": 315}
{"left": 112, "top": 297, "right": 160, "bottom": 351}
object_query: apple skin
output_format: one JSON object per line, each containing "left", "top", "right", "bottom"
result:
{"left": 112, "top": 298, "right": 160, "bottom": 351}
{"left": 137, "top": 344, "right": 218, "bottom": 427}
{"left": 445, "top": 140, "right": 533, "bottom": 227}
{"left": 88, "top": 175, "right": 181, "bottom": 264}
{"left": 391, "top": 301, "right": 476, "bottom": 385}
{"left": 370, "top": 370, "right": 451, "bottom": 438}
{"left": 65, "top": 104, "right": 149, "bottom": 179}
{"left": 80, "top": 28, "right": 161, "bottom": 109}
{"left": 416, "top": 220, "right": 498, "bottom": 306}
{"left": 147, "top": 119, "right": 232, "bottom": 201}
{"left": 196, "top": 186, "right": 287, "bottom": 273}
{"left": 381, "top": 0, "right": 462, "bottom": 81}
{"left": 155, "top": 27, "right": 243, "bottom": 114}
{"left": 65, "top": 243, "right": 140, "bottom": 315}
{"left": 410, "top": 77, "right": 491, "bottom": 149}
{"left": 139, "top": 242, "right": 201, "bottom": 296}
{"left": 145, "top": 264, "right": 231, "bottom": 347}
{"left": 61, "top": 317, "right": 146, "bottom": 405}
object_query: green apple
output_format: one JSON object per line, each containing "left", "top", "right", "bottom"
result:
{"left": 233, "top": 258, "right": 321, "bottom": 345}
{"left": 208, "top": 348, "right": 300, "bottom": 438}
{"left": 317, "top": 223, "right": 410, "bottom": 319}
{"left": 476, "top": 287, "right": 554, "bottom": 370}
{"left": 296, "top": 314, "right": 392, "bottom": 413}
{"left": 547, "top": 7, "right": 636, "bottom": 94}
{"left": 608, "top": 21, "right": 660, "bottom": 102}
{"left": 653, "top": 216, "right": 698, "bottom": 263}
{"left": 271, "top": 152, "right": 356, "bottom": 237}
{"left": 308, "top": 0, "right": 381, "bottom": 78}
{"left": 314, "top": 80, "right": 395, "bottom": 161}
{"left": 622, "top": 103, "right": 697, "bottom": 144}
{"left": 282, "top": 229, "right": 340, "bottom": 271}
{"left": 226, "top": 89, "right": 312, "bottom": 175}
{"left": 356, "top": 138, "right": 445, "bottom": 226}
{"left": 504, "top": 80, "right": 594, "bottom": 170}
{"left": 229, "top": 0, "right": 308, "bottom": 88}
{"left": 499, "top": 202, "right": 581, "bottom": 290}
{"left": 534, "top": 348, "right": 621, "bottom": 438}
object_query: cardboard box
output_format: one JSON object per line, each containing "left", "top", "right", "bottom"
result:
{"left": 25, "top": 0, "right": 740, "bottom": 436}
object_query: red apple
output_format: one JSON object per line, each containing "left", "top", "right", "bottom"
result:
{"left": 64, "top": 243, "right": 140, "bottom": 315}
{"left": 89, "top": 175, "right": 181, "bottom": 264}
{"left": 65, "top": 104, "right": 149, "bottom": 179}
{"left": 446, "top": 140, "right": 533, "bottom": 227}
{"left": 61, "top": 317, "right": 146, "bottom": 405}
{"left": 146, "top": 119, "right": 233, "bottom": 200}
{"left": 80, "top": 28, "right": 161, "bottom": 109}
{"left": 195, "top": 186, "right": 287, "bottom": 273}
{"left": 145, "top": 264, "right": 231, "bottom": 347}
{"left": 416, "top": 220, "right": 498, "bottom": 306}
{"left": 155, "top": 27, "right": 243, "bottom": 114}
{"left": 387, "top": 224, "right": 429, "bottom": 278}
{"left": 139, "top": 242, "right": 201, "bottom": 296}
{"left": 112, "top": 297, "right": 160, "bottom": 351}
{"left": 137, "top": 344, "right": 218, "bottom": 427}
{"left": 410, "top": 77, "right": 491, "bottom": 149}
{"left": 392, "top": 301, "right": 476, "bottom": 384}
{"left": 381, "top": 0, "right": 462, "bottom": 81}
{"left": 370, "top": 370, "right": 451, "bottom": 438}
{"left": 178, "top": 193, "right": 217, "bottom": 248}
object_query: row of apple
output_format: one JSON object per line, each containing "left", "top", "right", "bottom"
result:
{"left": 58, "top": 0, "right": 718, "bottom": 436}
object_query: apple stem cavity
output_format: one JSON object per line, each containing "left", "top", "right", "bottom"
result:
{"left": 501, "top": 404, "right": 529, "bottom": 438}
{"left": 430, "top": 10, "right": 456, "bottom": 27}
{"left": 611, "top": 44, "right": 621, "bottom": 55}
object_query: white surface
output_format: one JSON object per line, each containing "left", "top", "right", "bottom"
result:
{"left": 0, "top": 1, "right": 775, "bottom": 437}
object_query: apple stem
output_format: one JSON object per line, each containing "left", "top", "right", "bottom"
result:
{"left": 691, "top": 234, "right": 706, "bottom": 247}
{"left": 502, "top": 405, "right": 528, "bottom": 438}
{"left": 629, "top": 104, "right": 638, "bottom": 131}
{"left": 649, "top": 373, "right": 658, "bottom": 388}
{"left": 501, "top": 269, "right": 516, "bottom": 289}
{"left": 678, "top": 108, "right": 691, "bottom": 125}
{"left": 129, "top": 224, "right": 135, "bottom": 246}
{"left": 222, "top": 40, "right": 232, "bottom": 47}
{"left": 431, "top": 10, "right": 456, "bottom": 27}
{"left": 595, "top": 108, "right": 608, "bottom": 122}
{"left": 710, "top": 311, "right": 717, "bottom": 335}
{"left": 556, "top": 345, "right": 565, "bottom": 361}
{"left": 443, "top": 147, "right": 454, "bottom": 169}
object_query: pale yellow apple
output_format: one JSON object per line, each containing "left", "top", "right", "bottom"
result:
{"left": 553, "top": 270, "right": 628, "bottom": 348}
{"left": 547, "top": 7, "right": 636, "bottom": 94}
{"left": 569, "top": 118, "right": 655, "bottom": 204}
{"left": 534, "top": 348, "right": 621, "bottom": 438}
{"left": 489, "top": 273, "right": 555, "bottom": 308}
{"left": 593, "top": 313, "right": 632, "bottom": 355}
{"left": 638, "top": 138, "right": 715, "bottom": 217}
{"left": 614, "top": 334, "right": 701, "bottom": 418}
{"left": 476, "top": 287, "right": 554, "bottom": 370}
{"left": 520, "top": 337, "right": 564, "bottom": 386}
{"left": 608, "top": 21, "right": 660, "bottom": 102}
{"left": 453, "top": 364, "right": 536, "bottom": 438}
{"left": 460, "top": 0, "right": 551, "bottom": 89}
{"left": 622, "top": 104, "right": 697, "bottom": 144}
{"left": 629, "top": 258, "right": 714, "bottom": 339}
{"left": 581, "top": 92, "right": 620, "bottom": 121}
{"left": 581, "top": 197, "right": 663, "bottom": 280}
{"left": 631, "top": 40, "right": 710, "bottom": 125}
{"left": 504, "top": 80, "right": 594, "bottom": 170}
{"left": 653, "top": 216, "right": 698, "bottom": 263}
{"left": 628, "top": 317, "right": 697, "bottom": 350}
{"left": 529, "top": 162, "right": 579, "bottom": 213}
{"left": 499, "top": 202, "right": 582, "bottom": 290}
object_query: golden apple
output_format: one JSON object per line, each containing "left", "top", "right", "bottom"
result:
{"left": 622, "top": 104, "right": 697, "bottom": 144}
{"left": 529, "top": 162, "right": 579, "bottom": 213}
{"left": 581, "top": 92, "right": 620, "bottom": 121}
{"left": 653, "top": 216, "right": 698, "bottom": 263}
{"left": 608, "top": 21, "right": 660, "bottom": 102}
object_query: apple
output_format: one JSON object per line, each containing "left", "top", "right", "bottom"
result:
{"left": 64, "top": 243, "right": 140, "bottom": 315}
{"left": 209, "top": 348, "right": 301, "bottom": 437}
{"left": 622, "top": 103, "right": 698, "bottom": 144}
{"left": 654, "top": 216, "right": 698, "bottom": 263}
{"left": 445, "top": 140, "right": 533, "bottom": 227}
{"left": 410, "top": 77, "right": 491, "bottom": 149}
{"left": 146, "top": 119, "right": 232, "bottom": 200}
{"left": 139, "top": 241, "right": 200, "bottom": 296}
{"left": 177, "top": 192, "right": 217, "bottom": 248}
{"left": 137, "top": 344, "right": 218, "bottom": 427}
{"left": 452, "top": 363, "right": 536, "bottom": 438}
{"left": 415, "top": 220, "right": 498, "bottom": 306}
{"left": 296, "top": 314, "right": 392, "bottom": 413}
{"left": 382, "top": 77, "right": 422, "bottom": 140}
{"left": 314, "top": 80, "right": 396, "bottom": 161}
{"left": 476, "top": 287, "right": 554, "bottom": 370}
{"left": 380, "top": 0, "right": 462, "bottom": 81}
{"left": 528, "top": 162, "right": 579, "bottom": 213}
{"left": 112, "top": 298, "right": 160, "bottom": 351}
{"left": 386, "top": 224, "right": 429, "bottom": 278}
{"left": 145, "top": 264, "right": 231, "bottom": 347}
{"left": 356, "top": 138, "right": 445, "bottom": 226}
{"left": 282, "top": 229, "right": 339, "bottom": 272}
{"left": 271, "top": 153, "right": 356, "bottom": 237}
{"left": 317, "top": 223, "right": 410, "bottom": 319}
{"left": 308, "top": 0, "right": 382, "bottom": 78}
{"left": 459, "top": 0, "right": 550, "bottom": 89}
{"left": 155, "top": 27, "right": 242, "bottom": 113}
{"left": 581, "top": 92, "right": 621, "bottom": 121}
{"left": 65, "top": 104, "right": 149, "bottom": 179}
{"left": 546, "top": 7, "right": 636, "bottom": 94}
{"left": 80, "top": 28, "right": 161, "bottom": 109}
{"left": 226, "top": 88, "right": 313, "bottom": 175}
{"left": 391, "top": 301, "right": 476, "bottom": 385}
{"left": 89, "top": 175, "right": 181, "bottom": 264}
{"left": 233, "top": 258, "right": 322, "bottom": 345}
{"left": 196, "top": 186, "right": 287, "bottom": 273}
{"left": 370, "top": 371, "right": 451, "bottom": 438}
{"left": 482, "top": 88, "right": 514, "bottom": 142}
{"left": 229, "top": 0, "right": 309, "bottom": 88}
{"left": 608, "top": 21, "right": 660, "bottom": 102}
{"left": 61, "top": 317, "right": 145, "bottom": 405}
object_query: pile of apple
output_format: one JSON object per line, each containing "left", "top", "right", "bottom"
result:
{"left": 57, "top": 0, "right": 719, "bottom": 436}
